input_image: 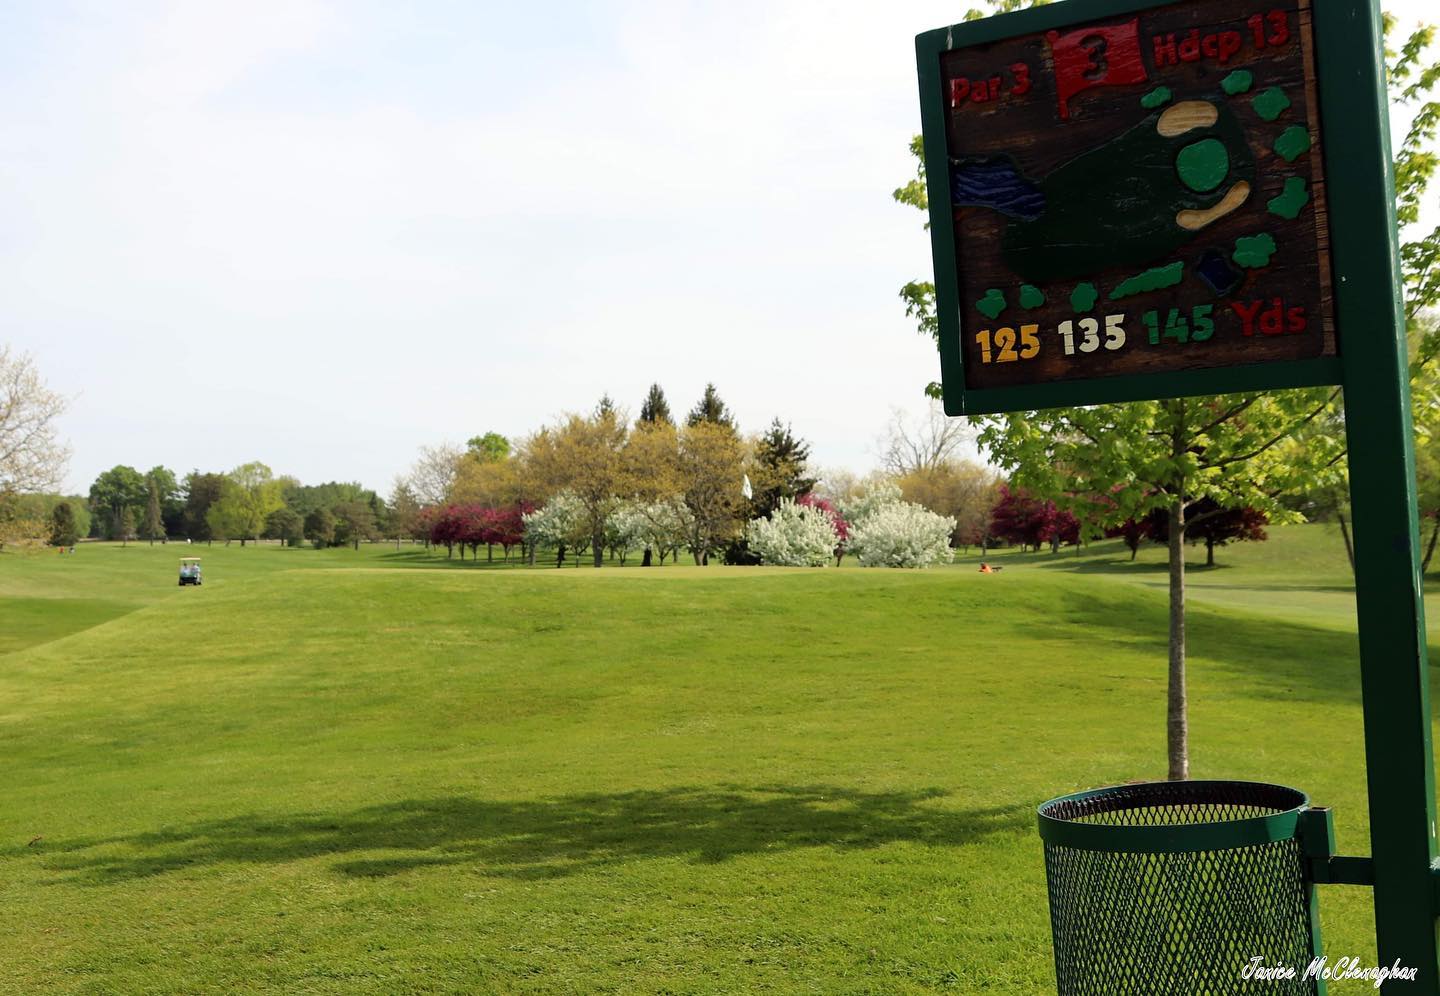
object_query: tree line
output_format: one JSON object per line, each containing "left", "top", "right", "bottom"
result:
{"left": 59, "top": 463, "right": 392, "bottom": 549}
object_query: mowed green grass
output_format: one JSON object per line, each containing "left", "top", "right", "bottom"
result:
{"left": 0, "top": 532, "right": 1432, "bottom": 993}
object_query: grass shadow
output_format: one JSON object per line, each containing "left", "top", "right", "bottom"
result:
{"left": 29, "top": 786, "right": 1033, "bottom": 885}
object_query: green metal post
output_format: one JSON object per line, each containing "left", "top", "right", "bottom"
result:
{"left": 1319, "top": 0, "right": 1439, "bottom": 987}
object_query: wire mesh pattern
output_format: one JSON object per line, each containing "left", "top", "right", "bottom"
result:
{"left": 1040, "top": 782, "right": 1319, "bottom": 995}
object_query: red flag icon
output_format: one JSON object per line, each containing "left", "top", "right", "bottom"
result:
{"left": 1046, "top": 19, "right": 1148, "bottom": 121}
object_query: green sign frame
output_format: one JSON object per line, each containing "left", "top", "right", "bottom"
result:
{"left": 917, "top": 0, "right": 1352, "bottom": 417}
{"left": 918, "top": 0, "right": 1438, "bottom": 989}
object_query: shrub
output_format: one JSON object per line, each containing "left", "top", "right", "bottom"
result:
{"left": 745, "top": 498, "right": 839, "bottom": 567}
{"left": 847, "top": 501, "right": 955, "bottom": 568}
{"left": 837, "top": 481, "right": 903, "bottom": 527}
{"left": 796, "top": 493, "right": 848, "bottom": 564}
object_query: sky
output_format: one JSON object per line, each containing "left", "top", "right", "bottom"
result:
{"left": 2, "top": 0, "right": 1435, "bottom": 496}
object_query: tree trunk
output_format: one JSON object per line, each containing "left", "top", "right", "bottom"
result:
{"left": 1337, "top": 512, "right": 1356, "bottom": 576}
{"left": 1167, "top": 499, "right": 1188, "bottom": 781}
{"left": 593, "top": 529, "right": 604, "bottom": 568}
{"left": 1205, "top": 535, "right": 1215, "bottom": 567}
{"left": 1424, "top": 518, "right": 1440, "bottom": 573}
{"left": 642, "top": 547, "right": 652, "bottom": 567}
{"left": 487, "top": 544, "right": 493, "bottom": 562}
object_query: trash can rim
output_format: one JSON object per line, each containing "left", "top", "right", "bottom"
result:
{"left": 1036, "top": 779, "right": 1310, "bottom": 854}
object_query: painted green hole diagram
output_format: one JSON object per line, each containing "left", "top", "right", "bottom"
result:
{"left": 1275, "top": 126, "right": 1311, "bottom": 163}
{"left": 1233, "top": 233, "right": 1277, "bottom": 268}
{"left": 1176, "top": 139, "right": 1230, "bottom": 193}
{"left": 1070, "top": 283, "right": 1098, "bottom": 313}
{"left": 1221, "top": 70, "right": 1253, "bottom": 95}
{"left": 977, "top": 289, "right": 1006, "bottom": 319}
{"left": 1019, "top": 284, "right": 1045, "bottom": 308}
{"left": 1252, "top": 87, "right": 1291, "bottom": 121}
{"left": 1268, "top": 177, "right": 1310, "bottom": 219}
{"left": 1141, "top": 86, "right": 1172, "bottom": 109}
{"left": 1110, "top": 262, "right": 1184, "bottom": 300}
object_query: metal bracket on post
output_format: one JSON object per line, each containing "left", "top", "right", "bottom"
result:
{"left": 1301, "top": 807, "right": 1376, "bottom": 886}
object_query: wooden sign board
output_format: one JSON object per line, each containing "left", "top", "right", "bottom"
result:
{"left": 916, "top": 0, "right": 1343, "bottom": 415}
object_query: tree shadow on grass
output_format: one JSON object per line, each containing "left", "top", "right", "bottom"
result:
{"left": 32, "top": 785, "right": 1033, "bottom": 885}
{"left": 1015, "top": 581, "right": 1375, "bottom": 706}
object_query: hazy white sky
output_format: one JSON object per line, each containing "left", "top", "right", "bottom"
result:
{"left": 2, "top": 0, "right": 1434, "bottom": 495}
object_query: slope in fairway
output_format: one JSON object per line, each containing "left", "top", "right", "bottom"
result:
{"left": 0, "top": 540, "right": 1410, "bottom": 992}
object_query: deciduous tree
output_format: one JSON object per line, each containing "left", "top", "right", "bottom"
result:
{"left": 796, "top": 493, "right": 849, "bottom": 565}
{"left": 404, "top": 444, "right": 463, "bottom": 506}
{"left": 264, "top": 507, "right": 305, "bottom": 547}
{"left": 304, "top": 507, "right": 336, "bottom": 549}
{"left": 878, "top": 402, "right": 972, "bottom": 477}
{"left": 746, "top": 497, "right": 839, "bottom": 567}
{"left": 1148, "top": 498, "right": 1269, "bottom": 567}
{"left": 89, "top": 466, "right": 146, "bottom": 540}
{"left": 678, "top": 420, "right": 746, "bottom": 565}
{"left": 0, "top": 346, "right": 69, "bottom": 502}
{"left": 979, "top": 394, "right": 1341, "bottom": 779}
{"left": 466, "top": 432, "right": 510, "bottom": 463}
{"left": 896, "top": 459, "right": 1000, "bottom": 552}
{"left": 524, "top": 403, "right": 631, "bottom": 567}
{"left": 333, "top": 501, "right": 379, "bottom": 550}
{"left": 523, "top": 492, "right": 590, "bottom": 567}
{"left": 207, "top": 462, "right": 283, "bottom": 546}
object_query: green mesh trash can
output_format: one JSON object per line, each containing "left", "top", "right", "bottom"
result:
{"left": 1037, "top": 780, "right": 1323, "bottom": 995}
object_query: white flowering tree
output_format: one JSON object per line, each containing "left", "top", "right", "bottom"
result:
{"left": 745, "top": 497, "right": 840, "bottom": 567}
{"left": 837, "top": 481, "right": 904, "bottom": 528}
{"left": 522, "top": 491, "right": 590, "bottom": 567}
{"left": 639, "top": 500, "right": 694, "bottom": 564}
{"left": 605, "top": 501, "right": 651, "bottom": 565}
{"left": 839, "top": 482, "right": 955, "bottom": 568}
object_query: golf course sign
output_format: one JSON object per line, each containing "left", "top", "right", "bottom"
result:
{"left": 916, "top": 0, "right": 1339, "bottom": 415}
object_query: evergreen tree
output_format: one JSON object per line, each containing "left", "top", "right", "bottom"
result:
{"left": 686, "top": 383, "right": 734, "bottom": 429}
{"left": 595, "top": 394, "right": 618, "bottom": 419}
{"left": 118, "top": 506, "right": 136, "bottom": 547}
{"left": 750, "top": 418, "right": 816, "bottom": 517}
{"left": 639, "top": 383, "right": 672, "bottom": 425}
{"left": 49, "top": 501, "right": 78, "bottom": 547}
{"left": 140, "top": 482, "right": 165, "bottom": 544}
